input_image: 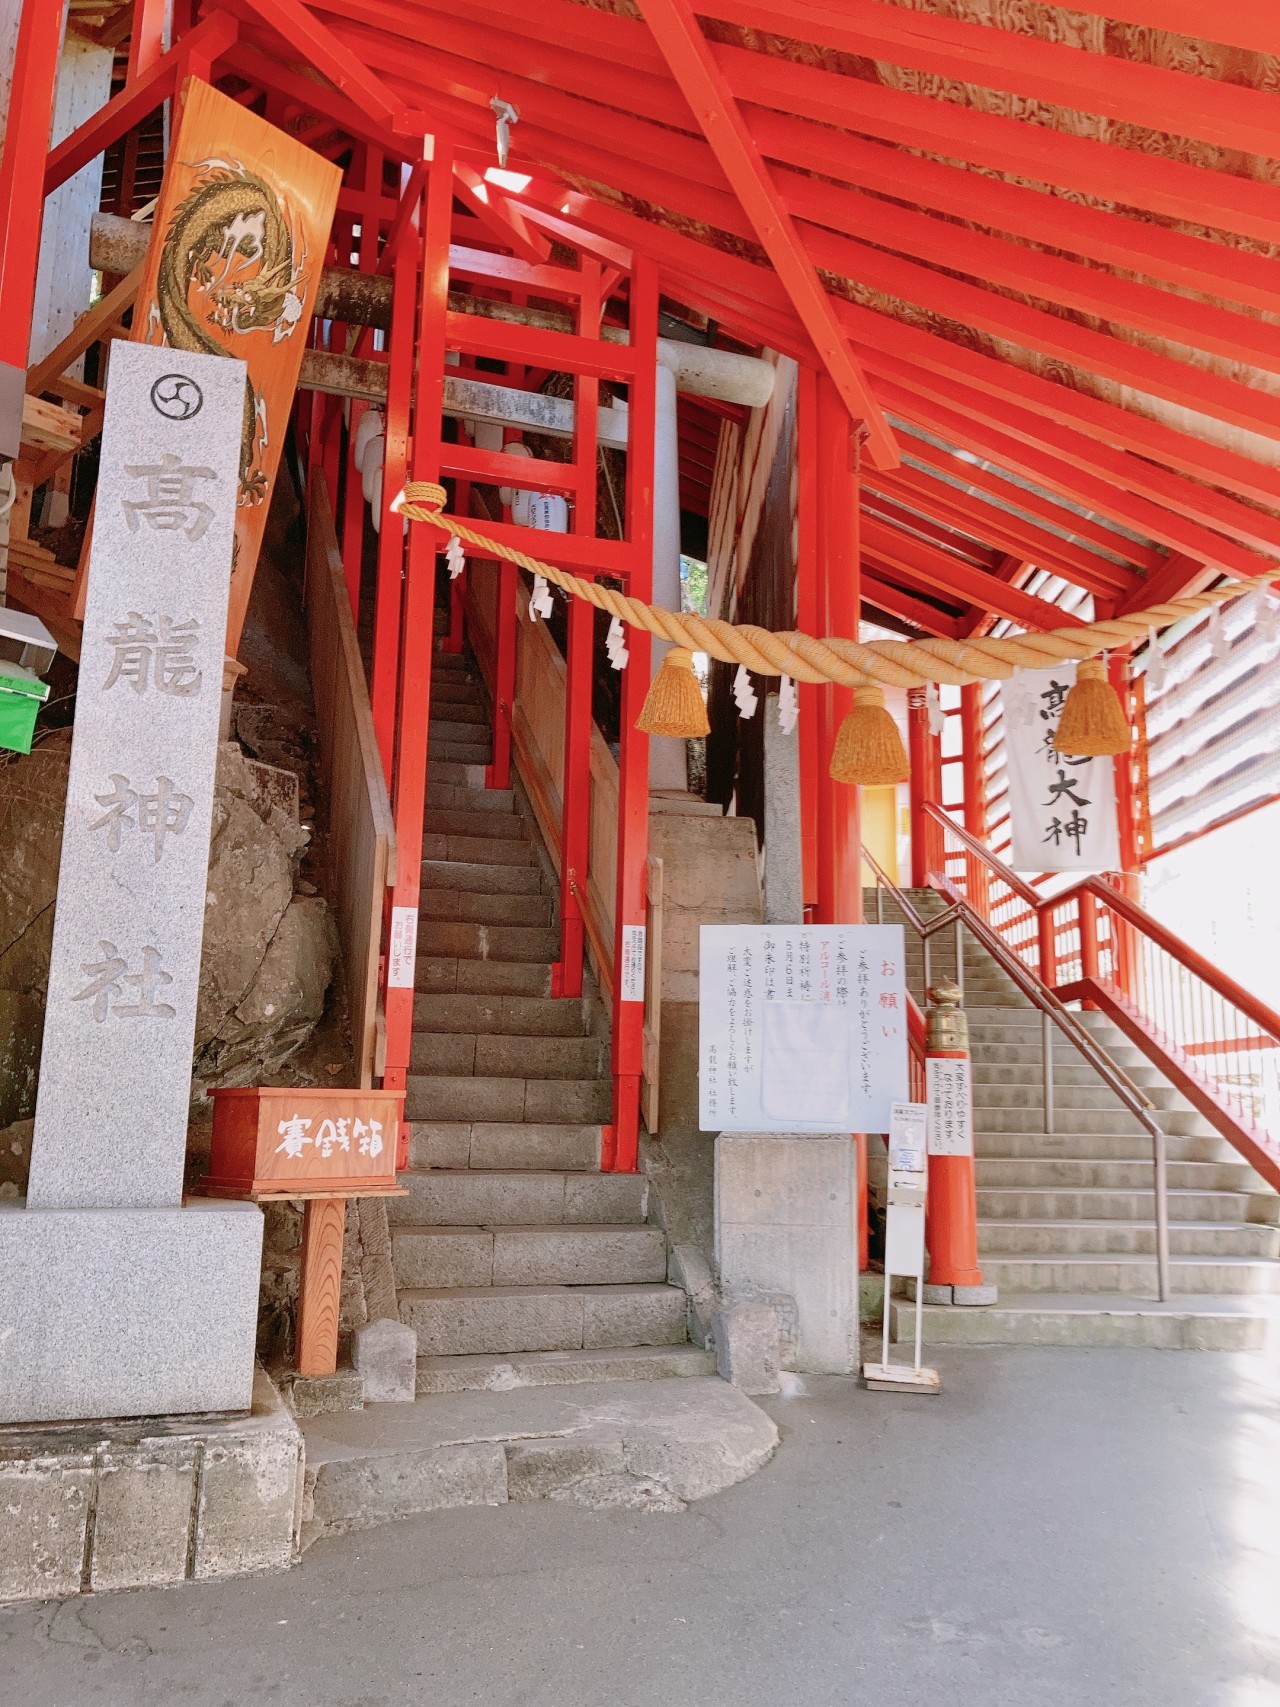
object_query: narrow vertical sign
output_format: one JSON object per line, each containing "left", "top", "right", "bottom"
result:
{"left": 1003, "top": 665, "right": 1120, "bottom": 872}
{"left": 27, "top": 344, "right": 245, "bottom": 1212}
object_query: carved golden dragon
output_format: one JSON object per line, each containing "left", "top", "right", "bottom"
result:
{"left": 154, "top": 163, "right": 305, "bottom": 504}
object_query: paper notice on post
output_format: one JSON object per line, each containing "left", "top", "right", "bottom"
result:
{"left": 760, "top": 1003, "right": 852, "bottom": 1126}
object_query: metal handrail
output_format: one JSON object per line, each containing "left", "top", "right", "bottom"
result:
{"left": 862, "top": 850, "right": 1172, "bottom": 1302}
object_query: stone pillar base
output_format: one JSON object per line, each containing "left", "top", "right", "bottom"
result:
{"left": 0, "top": 1199, "right": 263, "bottom": 1425}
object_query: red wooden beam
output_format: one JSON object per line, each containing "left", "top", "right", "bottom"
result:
{"left": 451, "top": 162, "right": 551, "bottom": 266}
{"left": 860, "top": 492, "right": 1003, "bottom": 572}
{"left": 700, "top": 0, "right": 1280, "bottom": 161}
{"left": 1031, "top": 0, "right": 1277, "bottom": 57}
{"left": 0, "top": 0, "right": 64, "bottom": 412}
{"left": 862, "top": 574, "right": 965, "bottom": 640}
{"left": 862, "top": 518, "right": 1086, "bottom": 632}
{"left": 614, "top": 0, "right": 894, "bottom": 466}
{"left": 234, "top": 0, "right": 414, "bottom": 133}
{"left": 225, "top": 40, "right": 407, "bottom": 155}
{"left": 128, "top": 0, "right": 172, "bottom": 78}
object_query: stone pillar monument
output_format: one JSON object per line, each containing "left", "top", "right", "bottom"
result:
{"left": 0, "top": 343, "right": 263, "bottom": 1424}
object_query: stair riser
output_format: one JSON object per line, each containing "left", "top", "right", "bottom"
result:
{"left": 422, "top": 891, "right": 553, "bottom": 928}
{"left": 421, "top": 837, "right": 537, "bottom": 869}
{"left": 393, "top": 1226, "right": 668, "bottom": 1290}
{"left": 424, "top": 809, "right": 528, "bottom": 841}
{"left": 412, "top": 993, "right": 585, "bottom": 1037}
{"left": 388, "top": 1168, "right": 646, "bottom": 1227}
{"left": 408, "top": 1122, "right": 602, "bottom": 1173}
{"left": 977, "top": 1189, "right": 1279, "bottom": 1223}
{"left": 400, "top": 1286, "right": 686, "bottom": 1356}
{"left": 406, "top": 1075, "right": 611, "bottom": 1124}
{"left": 891, "top": 1302, "right": 1267, "bottom": 1350}
{"left": 975, "top": 1133, "right": 1234, "bottom": 1164}
{"left": 409, "top": 1034, "right": 607, "bottom": 1079}
{"left": 979, "top": 1259, "right": 1280, "bottom": 1295}
{"left": 426, "top": 783, "right": 514, "bottom": 815}
{"left": 977, "top": 1160, "right": 1256, "bottom": 1191}
{"left": 422, "top": 859, "right": 543, "bottom": 897}
{"left": 419, "top": 922, "right": 557, "bottom": 963}
{"left": 977, "top": 1222, "right": 1280, "bottom": 1258}
{"left": 976, "top": 1108, "right": 1148, "bottom": 1135}
{"left": 418, "top": 958, "right": 553, "bottom": 997}
{"left": 431, "top": 744, "right": 493, "bottom": 767}
{"left": 973, "top": 1087, "right": 1146, "bottom": 1112}
{"left": 414, "top": 1346, "right": 716, "bottom": 1393}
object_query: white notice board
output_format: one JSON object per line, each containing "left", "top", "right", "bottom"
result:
{"left": 699, "top": 924, "right": 909, "bottom": 1133}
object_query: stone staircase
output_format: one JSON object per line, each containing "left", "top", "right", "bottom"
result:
{"left": 872, "top": 888, "right": 1280, "bottom": 1349}
{"left": 386, "top": 646, "right": 713, "bottom": 1392}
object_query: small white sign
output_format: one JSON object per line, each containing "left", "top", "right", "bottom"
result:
{"left": 387, "top": 905, "right": 419, "bottom": 988}
{"left": 699, "top": 924, "right": 909, "bottom": 1133}
{"left": 888, "top": 1101, "right": 928, "bottom": 1192}
{"left": 927, "top": 1056, "right": 974, "bottom": 1157}
{"left": 620, "top": 923, "right": 647, "bottom": 1003}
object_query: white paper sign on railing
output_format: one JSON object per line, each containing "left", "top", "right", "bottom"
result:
{"left": 698, "top": 924, "right": 909, "bottom": 1133}
{"left": 1002, "top": 664, "right": 1120, "bottom": 873}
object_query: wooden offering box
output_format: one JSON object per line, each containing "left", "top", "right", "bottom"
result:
{"left": 200, "top": 1087, "right": 405, "bottom": 1200}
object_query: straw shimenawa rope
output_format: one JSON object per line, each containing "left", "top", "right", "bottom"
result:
{"left": 395, "top": 480, "right": 1275, "bottom": 692}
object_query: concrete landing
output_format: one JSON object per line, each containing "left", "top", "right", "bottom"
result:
{"left": 300, "top": 1377, "right": 778, "bottom": 1538}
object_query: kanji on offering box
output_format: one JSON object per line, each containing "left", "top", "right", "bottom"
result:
{"left": 199, "top": 1087, "right": 405, "bottom": 1200}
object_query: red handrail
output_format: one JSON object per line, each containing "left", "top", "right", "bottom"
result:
{"left": 920, "top": 802, "right": 1041, "bottom": 906}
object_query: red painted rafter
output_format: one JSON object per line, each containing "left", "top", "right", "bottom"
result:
{"left": 451, "top": 162, "right": 550, "bottom": 266}
{"left": 861, "top": 518, "right": 1086, "bottom": 631}
{"left": 1031, "top": 0, "right": 1276, "bottom": 58}
{"left": 862, "top": 574, "right": 965, "bottom": 640}
{"left": 698, "top": 0, "right": 1280, "bottom": 161}
{"left": 633, "top": 0, "right": 896, "bottom": 467}
{"left": 228, "top": 0, "right": 422, "bottom": 134}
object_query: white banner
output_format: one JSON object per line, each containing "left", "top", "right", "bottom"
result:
{"left": 1002, "top": 665, "right": 1120, "bottom": 873}
{"left": 698, "top": 924, "right": 909, "bottom": 1134}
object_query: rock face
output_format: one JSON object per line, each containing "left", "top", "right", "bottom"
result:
{"left": 0, "top": 733, "right": 337, "bottom": 1184}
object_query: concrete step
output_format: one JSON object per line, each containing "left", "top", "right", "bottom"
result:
{"left": 426, "top": 781, "right": 513, "bottom": 814}
{"left": 421, "top": 889, "right": 553, "bottom": 928}
{"left": 392, "top": 1223, "right": 668, "bottom": 1289}
{"left": 418, "top": 957, "right": 552, "bottom": 997}
{"left": 975, "top": 1106, "right": 1146, "bottom": 1135}
{"left": 970, "top": 1060, "right": 1114, "bottom": 1088}
{"left": 399, "top": 1282, "right": 688, "bottom": 1356}
{"left": 422, "top": 834, "right": 537, "bottom": 869}
{"left": 427, "top": 697, "right": 487, "bottom": 724}
{"left": 428, "top": 759, "right": 487, "bottom": 788}
{"left": 424, "top": 807, "right": 528, "bottom": 841}
{"left": 414, "top": 1344, "right": 716, "bottom": 1393}
{"left": 388, "top": 1167, "right": 646, "bottom": 1227}
{"left": 978, "top": 1254, "right": 1280, "bottom": 1295}
{"left": 429, "top": 679, "right": 486, "bottom": 708}
{"left": 976, "top": 1157, "right": 1257, "bottom": 1191}
{"left": 410, "top": 1033, "right": 607, "bottom": 1079}
{"left": 891, "top": 1293, "right": 1270, "bottom": 1349}
{"left": 431, "top": 717, "right": 494, "bottom": 745}
{"left": 972, "top": 1084, "right": 1138, "bottom": 1111}
{"left": 974, "top": 1130, "right": 1236, "bottom": 1164}
{"left": 422, "top": 858, "right": 543, "bottom": 897}
{"left": 977, "top": 1217, "right": 1280, "bottom": 1258}
{"left": 413, "top": 992, "right": 586, "bottom": 1038}
{"left": 418, "top": 920, "right": 557, "bottom": 963}
{"left": 406, "top": 1073, "right": 612, "bottom": 1124}
{"left": 409, "top": 1120, "right": 603, "bottom": 1172}
{"left": 977, "top": 1186, "right": 1280, "bottom": 1224}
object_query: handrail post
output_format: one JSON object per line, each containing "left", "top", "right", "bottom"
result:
{"left": 1037, "top": 902, "right": 1057, "bottom": 989}
{"left": 555, "top": 594, "right": 593, "bottom": 999}
{"left": 1153, "top": 1123, "right": 1171, "bottom": 1302}
{"left": 1042, "top": 1010, "right": 1054, "bottom": 1135}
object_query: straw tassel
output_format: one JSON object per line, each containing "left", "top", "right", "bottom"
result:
{"left": 829, "top": 685, "right": 909, "bottom": 785}
{"left": 1055, "top": 658, "right": 1130, "bottom": 756}
{"left": 636, "top": 645, "right": 709, "bottom": 738}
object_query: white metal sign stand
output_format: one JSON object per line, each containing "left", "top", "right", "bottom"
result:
{"left": 863, "top": 1101, "right": 941, "bottom": 1394}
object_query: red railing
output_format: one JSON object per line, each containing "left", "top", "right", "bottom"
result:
{"left": 923, "top": 802, "right": 1280, "bottom": 1191}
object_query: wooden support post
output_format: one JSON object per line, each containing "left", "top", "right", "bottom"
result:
{"left": 796, "top": 364, "right": 821, "bottom": 920}
{"left": 908, "top": 690, "right": 941, "bottom": 889}
{"left": 607, "top": 256, "right": 658, "bottom": 1173}
{"left": 370, "top": 184, "right": 419, "bottom": 776}
{"left": 382, "top": 141, "right": 453, "bottom": 1096}
{"left": 487, "top": 556, "right": 518, "bottom": 792}
{"left": 1108, "top": 651, "right": 1142, "bottom": 999}
{"left": 296, "top": 1197, "right": 346, "bottom": 1377}
{"left": 959, "top": 682, "right": 990, "bottom": 917}
{"left": 0, "top": 0, "right": 65, "bottom": 453}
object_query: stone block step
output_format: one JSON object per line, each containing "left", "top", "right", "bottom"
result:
{"left": 414, "top": 1344, "right": 716, "bottom": 1393}
{"left": 423, "top": 858, "right": 543, "bottom": 896}
{"left": 421, "top": 834, "right": 537, "bottom": 868}
{"left": 387, "top": 1167, "right": 645, "bottom": 1227}
{"left": 432, "top": 742, "right": 493, "bottom": 767}
{"left": 427, "top": 697, "right": 487, "bottom": 724}
{"left": 424, "top": 807, "right": 527, "bottom": 841}
{"left": 426, "top": 782, "right": 514, "bottom": 815}
{"left": 429, "top": 678, "right": 485, "bottom": 706}
{"left": 431, "top": 717, "right": 493, "bottom": 745}
{"left": 418, "top": 920, "right": 557, "bottom": 963}
{"left": 978, "top": 1254, "right": 1280, "bottom": 1295}
{"left": 410, "top": 1032, "right": 607, "bottom": 1079}
{"left": 976, "top": 1217, "right": 1280, "bottom": 1258}
{"left": 392, "top": 1223, "right": 668, "bottom": 1289}
{"left": 413, "top": 992, "right": 586, "bottom": 1038}
{"left": 891, "top": 1294, "right": 1269, "bottom": 1350}
{"left": 973, "top": 1085, "right": 1135, "bottom": 1111}
{"left": 420, "top": 889, "right": 553, "bottom": 928}
{"left": 406, "top": 1073, "right": 611, "bottom": 1125}
{"left": 974, "top": 1130, "right": 1234, "bottom": 1165}
{"left": 418, "top": 957, "right": 552, "bottom": 997}
{"left": 399, "top": 1282, "right": 688, "bottom": 1356}
{"left": 409, "top": 1121, "right": 602, "bottom": 1172}
{"left": 970, "top": 1061, "right": 1113, "bottom": 1088}
{"left": 428, "top": 759, "right": 487, "bottom": 788}
{"left": 976, "top": 1157, "right": 1256, "bottom": 1192}
{"left": 976, "top": 1186, "right": 1280, "bottom": 1224}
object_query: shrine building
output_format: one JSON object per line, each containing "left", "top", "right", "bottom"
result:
{"left": 0, "top": 0, "right": 1278, "bottom": 1599}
